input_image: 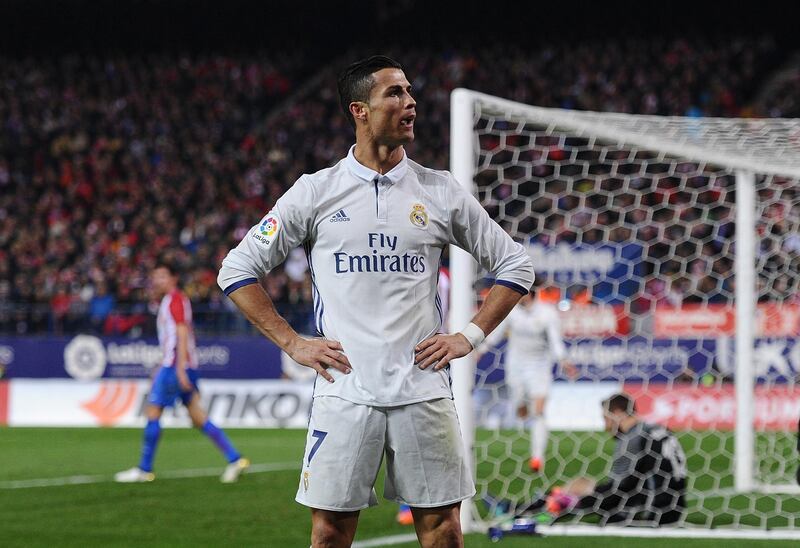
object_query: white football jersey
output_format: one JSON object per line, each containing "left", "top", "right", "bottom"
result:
{"left": 218, "top": 146, "right": 534, "bottom": 406}
{"left": 487, "top": 300, "right": 566, "bottom": 367}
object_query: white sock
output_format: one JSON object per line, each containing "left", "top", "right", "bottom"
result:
{"left": 531, "top": 415, "right": 548, "bottom": 460}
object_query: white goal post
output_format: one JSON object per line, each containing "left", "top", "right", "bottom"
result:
{"left": 449, "top": 88, "right": 800, "bottom": 535}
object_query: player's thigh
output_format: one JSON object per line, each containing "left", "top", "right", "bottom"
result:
{"left": 310, "top": 508, "right": 360, "bottom": 547}
{"left": 504, "top": 368, "right": 527, "bottom": 411}
{"left": 532, "top": 396, "right": 547, "bottom": 416}
{"left": 185, "top": 393, "right": 207, "bottom": 426}
{"left": 296, "top": 396, "right": 386, "bottom": 512}
{"left": 384, "top": 398, "right": 475, "bottom": 507}
{"left": 148, "top": 367, "right": 180, "bottom": 408}
{"left": 181, "top": 370, "right": 205, "bottom": 425}
{"left": 522, "top": 364, "right": 552, "bottom": 404}
{"left": 179, "top": 369, "right": 201, "bottom": 407}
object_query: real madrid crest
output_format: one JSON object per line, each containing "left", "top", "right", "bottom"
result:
{"left": 409, "top": 203, "right": 429, "bottom": 228}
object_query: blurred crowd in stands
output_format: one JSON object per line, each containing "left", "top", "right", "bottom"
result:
{"left": 1, "top": 35, "right": 799, "bottom": 335}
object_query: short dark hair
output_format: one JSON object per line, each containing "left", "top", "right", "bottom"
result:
{"left": 602, "top": 393, "right": 636, "bottom": 415}
{"left": 154, "top": 259, "right": 179, "bottom": 278}
{"left": 337, "top": 55, "right": 403, "bottom": 129}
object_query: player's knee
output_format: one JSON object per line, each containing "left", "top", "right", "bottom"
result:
{"left": 311, "top": 511, "right": 358, "bottom": 548}
{"left": 145, "top": 405, "right": 163, "bottom": 421}
{"left": 189, "top": 411, "right": 206, "bottom": 429}
{"left": 417, "top": 518, "right": 462, "bottom": 548}
{"left": 311, "top": 521, "right": 354, "bottom": 548}
{"left": 187, "top": 403, "right": 207, "bottom": 428}
{"left": 311, "top": 523, "right": 343, "bottom": 548}
{"left": 413, "top": 506, "right": 462, "bottom": 548}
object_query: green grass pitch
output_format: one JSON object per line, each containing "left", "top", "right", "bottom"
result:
{"left": 0, "top": 427, "right": 797, "bottom": 547}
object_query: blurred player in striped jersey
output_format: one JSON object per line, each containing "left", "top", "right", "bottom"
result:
{"left": 115, "top": 261, "right": 249, "bottom": 483}
{"left": 481, "top": 280, "right": 574, "bottom": 472}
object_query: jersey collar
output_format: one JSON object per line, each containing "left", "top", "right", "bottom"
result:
{"left": 345, "top": 145, "right": 408, "bottom": 185}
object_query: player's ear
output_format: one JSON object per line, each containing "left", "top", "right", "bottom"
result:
{"left": 350, "top": 101, "right": 368, "bottom": 124}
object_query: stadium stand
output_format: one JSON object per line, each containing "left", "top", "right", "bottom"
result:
{"left": 1, "top": 34, "right": 799, "bottom": 335}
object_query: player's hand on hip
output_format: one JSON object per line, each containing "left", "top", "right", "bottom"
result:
{"left": 287, "top": 337, "right": 351, "bottom": 383}
{"left": 415, "top": 333, "right": 473, "bottom": 371}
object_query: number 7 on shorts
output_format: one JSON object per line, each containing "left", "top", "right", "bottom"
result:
{"left": 308, "top": 430, "right": 327, "bottom": 465}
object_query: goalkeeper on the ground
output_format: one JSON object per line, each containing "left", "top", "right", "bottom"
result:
{"left": 514, "top": 392, "right": 687, "bottom": 526}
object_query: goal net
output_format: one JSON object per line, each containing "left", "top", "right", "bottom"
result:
{"left": 449, "top": 89, "right": 800, "bottom": 536}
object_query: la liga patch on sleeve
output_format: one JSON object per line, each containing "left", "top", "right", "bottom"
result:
{"left": 251, "top": 211, "right": 281, "bottom": 246}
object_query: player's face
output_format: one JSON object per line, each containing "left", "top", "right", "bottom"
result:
{"left": 151, "top": 267, "right": 174, "bottom": 297}
{"left": 364, "top": 68, "right": 416, "bottom": 146}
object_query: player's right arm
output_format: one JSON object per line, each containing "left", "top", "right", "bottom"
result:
{"left": 217, "top": 177, "right": 351, "bottom": 383}
{"left": 226, "top": 284, "right": 350, "bottom": 383}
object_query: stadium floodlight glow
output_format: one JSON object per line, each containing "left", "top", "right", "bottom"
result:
{"left": 450, "top": 88, "right": 800, "bottom": 537}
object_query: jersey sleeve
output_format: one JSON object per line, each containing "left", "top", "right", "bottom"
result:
{"left": 446, "top": 174, "right": 534, "bottom": 295}
{"left": 218, "top": 177, "right": 314, "bottom": 295}
{"left": 169, "top": 294, "right": 186, "bottom": 325}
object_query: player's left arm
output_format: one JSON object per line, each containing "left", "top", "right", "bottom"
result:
{"left": 169, "top": 296, "right": 193, "bottom": 392}
{"left": 416, "top": 175, "right": 534, "bottom": 371}
{"left": 474, "top": 314, "right": 510, "bottom": 360}
{"left": 416, "top": 284, "right": 523, "bottom": 370}
{"left": 175, "top": 323, "right": 192, "bottom": 392}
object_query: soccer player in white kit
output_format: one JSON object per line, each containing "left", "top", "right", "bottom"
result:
{"left": 482, "top": 282, "right": 572, "bottom": 473}
{"left": 218, "top": 56, "right": 534, "bottom": 547}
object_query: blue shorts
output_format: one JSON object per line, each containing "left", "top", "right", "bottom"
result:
{"left": 148, "top": 367, "right": 200, "bottom": 408}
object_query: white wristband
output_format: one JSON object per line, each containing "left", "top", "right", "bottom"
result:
{"left": 460, "top": 322, "right": 485, "bottom": 350}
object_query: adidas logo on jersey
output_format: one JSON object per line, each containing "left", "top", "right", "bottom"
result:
{"left": 329, "top": 209, "right": 351, "bottom": 223}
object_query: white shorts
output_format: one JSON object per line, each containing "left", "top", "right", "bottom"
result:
{"left": 505, "top": 361, "right": 553, "bottom": 403}
{"left": 295, "top": 396, "right": 475, "bottom": 512}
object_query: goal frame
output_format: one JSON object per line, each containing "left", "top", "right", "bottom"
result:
{"left": 448, "top": 88, "right": 800, "bottom": 535}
